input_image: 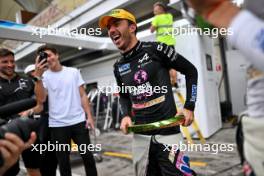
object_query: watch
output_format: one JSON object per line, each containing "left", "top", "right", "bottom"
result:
{"left": 33, "top": 76, "right": 43, "bottom": 82}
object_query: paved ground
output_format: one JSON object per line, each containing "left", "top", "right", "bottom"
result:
{"left": 18, "top": 123, "right": 243, "bottom": 176}
{"left": 187, "top": 124, "right": 242, "bottom": 176}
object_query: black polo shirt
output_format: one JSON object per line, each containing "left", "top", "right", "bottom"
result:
{"left": 0, "top": 74, "right": 34, "bottom": 119}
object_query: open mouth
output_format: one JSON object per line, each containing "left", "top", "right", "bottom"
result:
{"left": 112, "top": 35, "right": 121, "bottom": 43}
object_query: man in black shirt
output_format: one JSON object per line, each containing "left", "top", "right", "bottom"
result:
{"left": 99, "top": 9, "right": 197, "bottom": 176}
{"left": 24, "top": 64, "right": 58, "bottom": 176}
{"left": 0, "top": 48, "right": 42, "bottom": 176}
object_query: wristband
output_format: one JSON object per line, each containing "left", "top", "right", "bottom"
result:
{"left": 33, "top": 76, "right": 43, "bottom": 82}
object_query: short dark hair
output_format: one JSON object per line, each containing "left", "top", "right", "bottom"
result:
{"left": 0, "top": 48, "right": 14, "bottom": 58}
{"left": 154, "top": 2, "right": 167, "bottom": 12}
{"left": 36, "top": 45, "right": 58, "bottom": 55}
{"left": 128, "top": 20, "right": 138, "bottom": 35}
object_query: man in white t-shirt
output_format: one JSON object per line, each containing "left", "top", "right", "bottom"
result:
{"left": 33, "top": 45, "right": 97, "bottom": 176}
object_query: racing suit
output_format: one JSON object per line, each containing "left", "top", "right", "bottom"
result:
{"left": 113, "top": 41, "right": 198, "bottom": 176}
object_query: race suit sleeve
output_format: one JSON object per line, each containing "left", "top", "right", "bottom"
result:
{"left": 113, "top": 64, "right": 132, "bottom": 118}
{"left": 228, "top": 10, "right": 264, "bottom": 72}
{"left": 154, "top": 42, "right": 198, "bottom": 111}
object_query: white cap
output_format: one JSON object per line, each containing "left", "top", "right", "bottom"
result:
{"left": 24, "top": 64, "right": 35, "bottom": 74}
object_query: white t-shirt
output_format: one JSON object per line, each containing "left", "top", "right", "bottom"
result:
{"left": 43, "top": 66, "right": 85, "bottom": 127}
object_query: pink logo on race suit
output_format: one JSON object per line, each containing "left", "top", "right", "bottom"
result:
{"left": 134, "top": 69, "right": 148, "bottom": 84}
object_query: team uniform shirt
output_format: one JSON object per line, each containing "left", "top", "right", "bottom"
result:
{"left": 113, "top": 41, "right": 198, "bottom": 135}
{"left": 43, "top": 66, "right": 86, "bottom": 127}
{"left": 0, "top": 74, "right": 34, "bottom": 119}
{"left": 228, "top": 10, "right": 264, "bottom": 118}
{"left": 152, "top": 13, "right": 176, "bottom": 46}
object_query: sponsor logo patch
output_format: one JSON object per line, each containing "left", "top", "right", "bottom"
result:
{"left": 190, "top": 85, "right": 197, "bottom": 102}
{"left": 134, "top": 69, "right": 148, "bottom": 84}
{"left": 138, "top": 53, "right": 149, "bottom": 63}
{"left": 255, "top": 29, "right": 264, "bottom": 52}
{"left": 118, "top": 63, "right": 130, "bottom": 72}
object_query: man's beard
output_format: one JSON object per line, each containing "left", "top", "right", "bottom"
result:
{"left": 118, "top": 33, "right": 132, "bottom": 52}
{"left": 0, "top": 69, "right": 15, "bottom": 78}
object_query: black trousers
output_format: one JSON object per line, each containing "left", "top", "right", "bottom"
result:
{"left": 39, "top": 130, "right": 58, "bottom": 176}
{"left": 40, "top": 149, "right": 57, "bottom": 176}
{"left": 50, "top": 121, "right": 97, "bottom": 176}
{"left": 146, "top": 138, "right": 196, "bottom": 176}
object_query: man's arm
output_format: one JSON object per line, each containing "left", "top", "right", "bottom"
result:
{"left": 19, "top": 59, "right": 48, "bottom": 117}
{"left": 34, "top": 56, "right": 49, "bottom": 104}
{"left": 171, "top": 54, "right": 198, "bottom": 126}
{"left": 173, "top": 54, "right": 198, "bottom": 111}
{"left": 150, "top": 17, "right": 158, "bottom": 33}
{"left": 19, "top": 78, "right": 44, "bottom": 117}
{"left": 34, "top": 81, "right": 47, "bottom": 104}
{"left": 150, "top": 25, "right": 156, "bottom": 33}
{"left": 113, "top": 65, "right": 132, "bottom": 118}
{"left": 154, "top": 43, "right": 198, "bottom": 126}
{"left": 155, "top": 43, "right": 198, "bottom": 110}
{"left": 113, "top": 65, "right": 132, "bottom": 134}
{"left": 79, "top": 86, "right": 95, "bottom": 129}
{"left": 19, "top": 103, "right": 43, "bottom": 117}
